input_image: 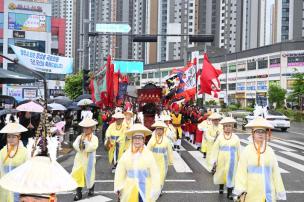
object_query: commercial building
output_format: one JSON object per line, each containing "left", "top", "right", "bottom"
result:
{"left": 0, "top": 0, "right": 66, "bottom": 100}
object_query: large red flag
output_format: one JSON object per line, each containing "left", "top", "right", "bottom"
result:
{"left": 199, "top": 53, "right": 222, "bottom": 96}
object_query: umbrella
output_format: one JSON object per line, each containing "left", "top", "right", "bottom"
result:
{"left": 47, "top": 103, "right": 67, "bottom": 111}
{"left": 67, "top": 102, "right": 81, "bottom": 111}
{"left": 16, "top": 101, "right": 44, "bottom": 113}
{"left": 77, "top": 99, "right": 93, "bottom": 106}
{"left": 0, "top": 109, "right": 19, "bottom": 117}
{"left": 75, "top": 94, "right": 91, "bottom": 102}
{"left": 0, "top": 95, "right": 17, "bottom": 106}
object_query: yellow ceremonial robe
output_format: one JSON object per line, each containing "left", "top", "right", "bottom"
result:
{"left": 210, "top": 133, "right": 240, "bottom": 188}
{"left": 147, "top": 133, "right": 173, "bottom": 188}
{"left": 164, "top": 124, "right": 177, "bottom": 147}
{"left": 171, "top": 113, "right": 182, "bottom": 139}
{"left": 105, "top": 122, "right": 126, "bottom": 164}
{"left": 198, "top": 120, "right": 212, "bottom": 153}
{"left": 0, "top": 143, "right": 27, "bottom": 202}
{"left": 114, "top": 147, "right": 161, "bottom": 202}
{"left": 71, "top": 133, "right": 98, "bottom": 189}
{"left": 123, "top": 119, "right": 133, "bottom": 151}
{"left": 204, "top": 124, "right": 223, "bottom": 170}
{"left": 234, "top": 143, "right": 286, "bottom": 202}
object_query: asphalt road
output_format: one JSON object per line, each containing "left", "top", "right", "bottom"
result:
{"left": 57, "top": 123, "right": 304, "bottom": 202}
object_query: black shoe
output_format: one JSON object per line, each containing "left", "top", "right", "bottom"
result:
{"left": 73, "top": 187, "right": 82, "bottom": 201}
{"left": 186, "top": 137, "right": 190, "bottom": 141}
{"left": 197, "top": 147, "right": 201, "bottom": 151}
{"left": 177, "top": 146, "right": 180, "bottom": 150}
{"left": 88, "top": 185, "right": 95, "bottom": 197}
{"left": 203, "top": 152, "right": 206, "bottom": 158}
{"left": 227, "top": 187, "right": 233, "bottom": 200}
{"left": 219, "top": 184, "right": 224, "bottom": 194}
{"left": 174, "top": 145, "right": 177, "bottom": 149}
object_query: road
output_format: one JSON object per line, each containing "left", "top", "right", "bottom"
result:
{"left": 57, "top": 124, "right": 304, "bottom": 202}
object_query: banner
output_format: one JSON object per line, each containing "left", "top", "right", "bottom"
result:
{"left": 10, "top": 45, "right": 73, "bottom": 74}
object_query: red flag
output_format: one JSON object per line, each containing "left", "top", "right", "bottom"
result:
{"left": 199, "top": 53, "right": 222, "bottom": 95}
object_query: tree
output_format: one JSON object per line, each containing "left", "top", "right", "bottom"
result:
{"left": 290, "top": 72, "right": 304, "bottom": 107}
{"left": 64, "top": 72, "right": 83, "bottom": 100}
{"left": 268, "top": 84, "right": 286, "bottom": 109}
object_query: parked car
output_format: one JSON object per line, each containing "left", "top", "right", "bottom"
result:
{"left": 245, "top": 110, "right": 290, "bottom": 132}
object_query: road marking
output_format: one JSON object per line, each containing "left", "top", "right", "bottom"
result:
{"left": 276, "top": 155, "right": 304, "bottom": 172}
{"left": 240, "top": 144, "right": 289, "bottom": 174}
{"left": 240, "top": 139, "right": 296, "bottom": 152}
{"left": 188, "top": 151, "right": 211, "bottom": 172}
{"left": 272, "top": 139, "right": 304, "bottom": 151}
{"left": 184, "top": 139, "right": 197, "bottom": 149}
{"left": 288, "top": 140, "right": 304, "bottom": 146}
{"left": 179, "top": 145, "right": 186, "bottom": 151}
{"left": 95, "top": 179, "right": 196, "bottom": 183}
{"left": 96, "top": 155, "right": 102, "bottom": 157}
{"left": 288, "top": 130, "right": 304, "bottom": 136}
{"left": 280, "top": 151, "right": 304, "bottom": 162}
{"left": 173, "top": 151, "right": 193, "bottom": 173}
{"left": 78, "top": 195, "right": 112, "bottom": 202}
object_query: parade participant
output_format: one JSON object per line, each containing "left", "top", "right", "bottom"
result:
{"left": 204, "top": 113, "right": 223, "bottom": 170}
{"left": 114, "top": 124, "right": 161, "bottom": 202}
{"left": 123, "top": 109, "right": 134, "bottom": 151}
{"left": 171, "top": 103, "right": 183, "bottom": 150}
{"left": 194, "top": 109, "right": 205, "bottom": 150}
{"left": 71, "top": 117, "right": 99, "bottom": 201}
{"left": 182, "top": 106, "right": 190, "bottom": 141}
{"left": 0, "top": 155, "right": 77, "bottom": 202}
{"left": 80, "top": 106, "right": 93, "bottom": 120}
{"left": 161, "top": 111, "right": 177, "bottom": 148}
{"left": 0, "top": 121, "right": 28, "bottom": 202}
{"left": 147, "top": 121, "right": 173, "bottom": 190}
{"left": 105, "top": 112, "right": 126, "bottom": 172}
{"left": 188, "top": 106, "right": 197, "bottom": 144}
{"left": 101, "top": 109, "right": 112, "bottom": 143}
{"left": 234, "top": 117, "right": 286, "bottom": 202}
{"left": 198, "top": 110, "right": 212, "bottom": 157}
{"left": 210, "top": 117, "right": 240, "bottom": 200}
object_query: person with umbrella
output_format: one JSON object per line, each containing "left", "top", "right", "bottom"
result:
{"left": 0, "top": 121, "right": 28, "bottom": 201}
{"left": 105, "top": 111, "right": 126, "bottom": 173}
{"left": 114, "top": 124, "right": 161, "bottom": 202}
{"left": 233, "top": 117, "right": 286, "bottom": 202}
{"left": 147, "top": 120, "right": 173, "bottom": 192}
{"left": 71, "top": 117, "right": 99, "bottom": 201}
{"left": 210, "top": 117, "right": 240, "bottom": 199}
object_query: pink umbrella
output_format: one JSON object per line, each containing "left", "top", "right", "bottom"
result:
{"left": 16, "top": 101, "right": 44, "bottom": 113}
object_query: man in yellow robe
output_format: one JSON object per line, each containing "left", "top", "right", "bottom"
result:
{"left": 0, "top": 121, "right": 28, "bottom": 202}
{"left": 234, "top": 117, "right": 286, "bottom": 202}
{"left": 114, "top": 124, "right": 161, "bottom": 202}
{"left": 123, "top": 110, "right": 134, "bottom": 151}
{"left": 105, "top": 112, "right": 126, "bottom": 172}
{"left": 147, "top": 121, "right": 173, "bottom": 190}
{"left": 204, "top": 113, "right": 223, "bottom": 171}
{"left": 71, "top": 118, "right": 99, "bottom": 201}
{"left": 210, "top": 117, "right": 240, "bottom": 199}
{"left": 198, "top": 111, "right": 212, "bottom": 158}
{"left": 171, "top": 105, "right": 182, "bottom": 150}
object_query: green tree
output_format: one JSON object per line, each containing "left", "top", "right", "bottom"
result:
{"left": 290, "top": 72, "right": 304, "bottom": 107}
{"left": 268, "top": 84, "right": 286, "bottom": 109}
{"left": 64, "top": 72, "right": 83, "bottom": 100}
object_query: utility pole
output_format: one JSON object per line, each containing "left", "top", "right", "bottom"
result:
{"left": 83, "top": 0, "right": 89, "bottom": 71}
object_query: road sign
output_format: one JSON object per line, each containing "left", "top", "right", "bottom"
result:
{"left": 96, "top": 23, "right": 131, "bottom": 33}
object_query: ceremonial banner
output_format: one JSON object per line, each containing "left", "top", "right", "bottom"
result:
{"left": 10, "top": 45, "right": 73, "bottom": 74}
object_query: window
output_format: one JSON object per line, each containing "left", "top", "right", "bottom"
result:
{"left": 148, "top": 72, "right": 154, "bottom": 78}
{"left": 161, "top": 71, "right": 168, "bottom": 77}
{"left": 0, "top": 39, "right": 3, "bottom": 54}
{"left": 247, "top": 61, "right": 256, "bottom": 70}
{"left": 229, "top": 64, "right": 236, "bottom": 73}
{"left": 258, "top": 60, "right": 268, "bottom": 69}
{"left": 221, "top": 84, "right": 227, "bottom": 90}
{"left": 141, "top": 74, "right": 147, "bottom": 79}
{"left": 155, "top": 72, "right": 160, "bottom": 78}
{"left": 0, "top": 13, "right": 3, "bottom": 29}
{"left": 229, "top": 83, "right": 236, "bottom": 90}
{"left": 221, "top": 65, "right": 227, "bottom": 73}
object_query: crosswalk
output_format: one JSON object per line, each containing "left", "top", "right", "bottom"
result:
{"left": 169, "top": 138, "right": 304, "bottom": 175}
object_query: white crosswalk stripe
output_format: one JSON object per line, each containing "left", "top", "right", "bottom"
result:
{"left": 287, "top": 140, "right": 304, "bottom": 146}
{"left": 78, "top": 195, "right": 112, "bottom": 202}
{"left": 188, "top": 151, "right": 211, "bottom": 172}
{"left": 280, "top": 151, "right": 304, "bottom": 162}
{"left": 173, "top": 151, "right": 192, "bottom": 173}
{"left": 240, "top": 139, "right": 296, "bottom": 152}
{"left": 272, "top": 139, "right": 304, "bottom": 150}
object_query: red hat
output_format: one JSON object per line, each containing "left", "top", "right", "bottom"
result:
{"left": 171, "top": 103, "right": 179, "bottom": 112}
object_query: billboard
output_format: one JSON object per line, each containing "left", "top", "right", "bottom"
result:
{"left": 113, "top": 60, "right": 144, "bottom": 73}
{"left": 11, "top": 45, "right": 73, "bottom": 74}
{"left": 8, "top": 12, "right": 51, "bottom": 32}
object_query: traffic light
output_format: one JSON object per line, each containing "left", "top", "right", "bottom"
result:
{"left": 83, "top": 69, "right": 90, "bottom": 92}
{"left": 189, "top": 35, "right": 214, "bottom": 43}
{"left": 132, "top": 35, "right": 158, "bottom": 42}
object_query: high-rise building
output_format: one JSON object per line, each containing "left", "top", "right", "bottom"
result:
{"left": 50, "top": 0, "right": 74, "bottom": 58}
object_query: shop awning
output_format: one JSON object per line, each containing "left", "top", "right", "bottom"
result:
{"left": 0, "top": 68, "right": 37, "bottom": 84}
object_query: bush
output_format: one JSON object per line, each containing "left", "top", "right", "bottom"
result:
{"left": 228, "top": 104, "right": 239, "bottom": 111}
{"left": 243, "top": 107, "right": 254, "bottom": 112}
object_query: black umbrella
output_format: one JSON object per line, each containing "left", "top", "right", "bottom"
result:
{"left": 75, "top": 94, "right": 92, "bottom": 102}
{"left": 0, "top": 109, "right": 19, "bottom": 117}
{"left": 67, "top": 102, "right": 81, "bottom": 111}
{"left": 0, "top": 68, "right": 37, "bottom": 84}
{"left": 0, "top": 95, "right": 17, "bottom": 106}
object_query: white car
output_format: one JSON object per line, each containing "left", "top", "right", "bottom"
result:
{"left": 245, "top": 110, "right": 290, "bottom": 132}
